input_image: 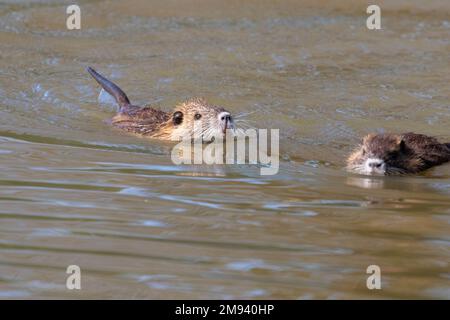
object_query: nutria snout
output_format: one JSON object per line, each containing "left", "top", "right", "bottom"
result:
{"left": 87, "top": 67, "right": 235, "bottom": 141}
{"left": 347, "top": 132, "right": 450, "bottom": 175}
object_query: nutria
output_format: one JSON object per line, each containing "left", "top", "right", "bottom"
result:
{"left": 87, "top": 67, "right": 235, "bottom": 141}
{"left": 347, "top": 132, "right": 450, "bottom": 175}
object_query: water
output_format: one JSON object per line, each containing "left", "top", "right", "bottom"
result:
{"left": 0, "top": 0, "right": 449, "bottom": 299}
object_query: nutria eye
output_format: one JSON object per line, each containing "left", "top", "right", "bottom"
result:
{"left": 194, "top": 113, "right": 202, "bottom": 120}
{"left": 173, "top": 111, "right": 183, "bottom": 125}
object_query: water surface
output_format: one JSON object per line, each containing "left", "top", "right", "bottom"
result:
{"left": 0, "top": 0, "right": 449, "bottom": 299}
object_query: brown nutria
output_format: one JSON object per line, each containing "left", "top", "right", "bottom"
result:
{"left": 87, "top": 67, "right": 235, "bottom": 141}
{"left": 347, "top": 132, "right": 450, "bottom": 175}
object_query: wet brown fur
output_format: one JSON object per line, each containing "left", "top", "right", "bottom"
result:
{"left": 347, "top": 132, "right": 450, "bottom": 175}
{"left": 87, "top": 67, "right": 231, "bottom": 141}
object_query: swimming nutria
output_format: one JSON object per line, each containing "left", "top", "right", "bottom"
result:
{"left": 347, "top": 132, "right": 450, "bottom": 175}
{"left": 87, "top": 67, "right": 235, "bottom": 141}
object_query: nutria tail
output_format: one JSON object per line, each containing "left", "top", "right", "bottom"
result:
{"left": 87, "top": 67, "right": 130, "bottom": 110}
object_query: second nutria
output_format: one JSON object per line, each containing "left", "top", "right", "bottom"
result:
{"left": 87, "top": 67, "right": 235, "bottom": 141}
{"left": 347, "top": 132, "right": 450, "bottom": 175}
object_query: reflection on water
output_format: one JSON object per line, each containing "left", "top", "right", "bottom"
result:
{"left": 0, "top": 0, "right": 449, "bottom": 299}
{"left": 347, "top": 177, "right": 386, "bottom": 189}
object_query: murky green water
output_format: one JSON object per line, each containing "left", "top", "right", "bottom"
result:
{"left": 0, "top": 0, "right": 449, "bottom": 299}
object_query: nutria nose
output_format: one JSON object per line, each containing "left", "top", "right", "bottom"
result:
{"left": 367, "top": 159, "right": 384, "bottom": 168}
{"left": 218, "top": 112, "right": 231, "bottom": 122}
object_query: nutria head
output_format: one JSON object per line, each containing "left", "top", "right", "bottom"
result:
{"left": 346, "top": 133, "right": 419, "bottom": 175}
{"left": 157, "top": 98, "right": 235, "bottom": 141}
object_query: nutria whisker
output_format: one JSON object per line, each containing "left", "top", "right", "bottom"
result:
{"left": 233, "top": 119, "right": 254, "bottom": 130}
{"left": 234, "top": 110, "right": 257, "bottom": 119}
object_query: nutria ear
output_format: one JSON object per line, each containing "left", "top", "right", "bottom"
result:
{"left": 173, "top": 111, "right": 183, "bottom": 125}
{"left": 363, "top": 133, "right": 375, "bottom": 143}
